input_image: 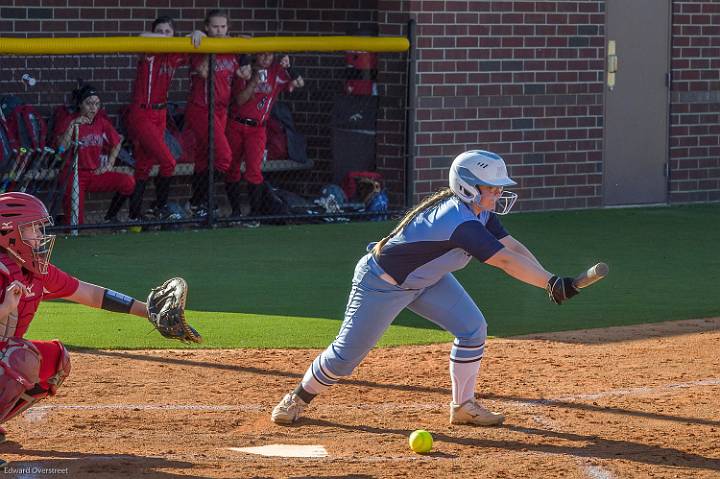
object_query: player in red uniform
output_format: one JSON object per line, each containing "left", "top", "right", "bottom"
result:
{"left": 56, "top": 84, "right": 135, "bottom": 224}
{"left": 126, "top": 17, "right": 203, "bottom": 222}
{"left": 183, "top": 10, "right": 242, "bottom": 217}
{"left": 225, "top": 52, "right": 304, "bottom": 217}
{"left": 0, "top": 192, "right": 154, "bottom": 444}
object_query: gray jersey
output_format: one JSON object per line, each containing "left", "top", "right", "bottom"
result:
{"left": 373, "top": 196, "right": 508, "bottom": 289}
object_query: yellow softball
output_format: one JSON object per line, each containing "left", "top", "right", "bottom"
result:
{"left": 408, "top": 429, "right": 433, "bottom": 454}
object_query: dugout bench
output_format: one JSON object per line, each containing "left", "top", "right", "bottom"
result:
{"left": 26, "top": 154, "right": 314, "bottom": 222}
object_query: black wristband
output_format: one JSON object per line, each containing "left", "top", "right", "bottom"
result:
{"left": 101, "top": 289, "right": 135, "bottom": 314}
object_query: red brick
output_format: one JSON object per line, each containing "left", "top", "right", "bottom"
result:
{"left": 15, "top": 20, "right": 41, "bottom": 31}
{"left": 490, "top": 24, "right": 512, "bottom": 35}
{"left": 419, "top": 24, "right": 443, "bottom": 35}
{"left": 42, "top": 20, "right": 67, "bottom": 31}
{"left": 432, "top": 12, "right": 457, "bottom": 23}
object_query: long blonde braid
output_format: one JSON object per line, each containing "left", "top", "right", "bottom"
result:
{"left": 371, "top": 188, "right": 454, "bottom": 258}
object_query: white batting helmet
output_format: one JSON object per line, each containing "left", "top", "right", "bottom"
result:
{"left": 449, "top": 150, "right": 518, "bottom": 215}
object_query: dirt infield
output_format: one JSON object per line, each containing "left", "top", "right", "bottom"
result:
{"left": 2, "top": 318, "right": 719, "bottom": 478}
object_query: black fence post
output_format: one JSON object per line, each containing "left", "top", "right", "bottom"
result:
{"left": 405, "top": 19, "right": 417, "bottom": 209}
{"left": 207, "top": 53, "right": 216, "bottom": 227}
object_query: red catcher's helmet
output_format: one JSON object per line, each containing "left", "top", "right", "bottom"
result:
{"left": 0, "top": 192, "right": 55, "bottom": 275}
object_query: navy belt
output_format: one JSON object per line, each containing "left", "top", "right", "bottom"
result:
{"left": 233, "top": 117, "right": 264, "bottom": 127}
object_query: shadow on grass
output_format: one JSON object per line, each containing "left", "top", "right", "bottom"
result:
{"left": 81, "top": 349, "right": 720, "bottom": 428}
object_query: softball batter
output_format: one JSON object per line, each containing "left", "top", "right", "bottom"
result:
{"left": 272, "top": 150, "right": 581, "bottom": 426}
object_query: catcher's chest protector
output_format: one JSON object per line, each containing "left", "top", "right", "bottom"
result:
{"left": 0, "top": 256, "right": 45, "bottom": 338}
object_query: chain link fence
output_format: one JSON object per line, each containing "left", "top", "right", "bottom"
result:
{"left": 0, "top": 48, "right": 409, "bottom": 233}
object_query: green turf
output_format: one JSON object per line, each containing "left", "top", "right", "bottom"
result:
{"left": 26, "top": 203, "right": 720, "bottom": 349}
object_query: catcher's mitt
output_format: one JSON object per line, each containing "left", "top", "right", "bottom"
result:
{"left": 146, "top": 277, "right": 202, "bottom": 343}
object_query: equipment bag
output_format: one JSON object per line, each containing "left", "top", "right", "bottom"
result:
{"left": 6, "top": 104, "right": 48, "bottom": 150}
{"left": 341, "top": 170, "right": 383, "bottom": 202}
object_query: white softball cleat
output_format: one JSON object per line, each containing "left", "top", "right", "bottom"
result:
{"left": 271, "top": 393, "right": 308, "bottom": 425}
{"left": 450, "top": 399, "right": 505, "bottom": 426}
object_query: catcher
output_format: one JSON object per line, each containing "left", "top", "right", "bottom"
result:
{"left": 0, "top": 192, "right": 200, "bottom": 444}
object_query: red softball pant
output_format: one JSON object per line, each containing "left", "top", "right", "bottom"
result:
{"left": 31, "top": 340, "right": 67, "bottom": 392}
{"left": 126, "top": 106, "right": 176, "bottom": 181}
{"left": 225, "top": 120, "right": 266, "bottom": 185}
{"left": 183, "top": 103, "right": 231, "bottom": 174}
{"left": 63, "top": 169, "right": 135, "bottom": 224}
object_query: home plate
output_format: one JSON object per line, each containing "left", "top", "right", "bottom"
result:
{"left": 228, "top": 444, "right": 328, "bottom": 458}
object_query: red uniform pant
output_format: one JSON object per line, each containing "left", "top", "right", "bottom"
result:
{"left": 226, "top": 120, "right": 266, "bottom": 185}
{"left": 183, "top": 103, "right": 231, "bottom": 174}
{"left": 31, "top": 340, "right": 66, "bottom": 391}
{"left": 126, "top": 106, "right": 176, "bottom": 181}
{"left": 63, "top": 169, "right": 135, "bottom": 224}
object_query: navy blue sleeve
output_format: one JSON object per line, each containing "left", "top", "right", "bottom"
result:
{"left": 450, "top": 221, "right": 504, "bottom": 262}
{"left": 485, "top": 213, "right": 509, "bottom": 240}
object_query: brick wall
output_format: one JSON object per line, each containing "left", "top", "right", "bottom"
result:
{"left": 0, "top": 2, "right": 280, "bottom": 109}
{"left": 407, "top": 0, "right": 605, "bottom": 210}
{"left": 377, "top": 0, "right": 411, "bottom": 206}
{"left": 407, "top": 0, "right": 719, "bottom": 209}
{"left": 2, "top": 0, "right": 719, "bottom": 214}
{"left": 669, "top": 0, "right": 720, "bottom": 203}
{"left": 0, "top": 1, "right": 402, "bottom": 203}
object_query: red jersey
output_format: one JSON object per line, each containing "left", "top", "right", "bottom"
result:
{"left": 230, "top": 63, "right": 292, "bottom": 124}
{"left": 187, "top": 54, "right": 238, "bottom": 109}
{"left": 131, "top": 53, "right": 188, "bottom": 106}
{"left": 55, "top": 111, "right": 121, "bottom": 170}
{"left": 0, "top": 253, "right": 80, "bottom": 338}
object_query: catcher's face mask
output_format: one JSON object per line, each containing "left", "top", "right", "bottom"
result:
{"left": 0, "top": 192, "right": 56, "bottom": 275}
{"left": 19, "top": 219, "right": 56, "bottom": 275}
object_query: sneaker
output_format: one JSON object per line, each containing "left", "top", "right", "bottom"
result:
{"left": 230, "top": 218, "right": 259, "bottom": 228}
{"left": 190, "top": 205, "right": 208, "bottom": 218}
{"left": 0, "top": 425, "right": 6, "bottom": 444}
{"left": 153, "top": 205, "right": 182, "bottom": 221}
{"left": 163, "top": 211, "right": 183, "bottom": 222}
{"left": 227, "top": 211, "right": 260, "bottom": 228}
{"left": 188, "top": 203, "right": 219, "bottom": 219}
{"left": 450, "top": 399, "right": 505, "bottom": 426}
{"left": 271, "top": 393, "right": 307, "bottom": 425}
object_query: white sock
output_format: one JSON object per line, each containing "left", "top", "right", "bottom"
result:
{"left": 449, "top": 359, "right": 482, "bottom": 405}
{"left": 300, "top": 366, "right": 331, "bottom": 396}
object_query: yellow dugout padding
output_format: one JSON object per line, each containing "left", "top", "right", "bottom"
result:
{"left": 0, "top": 36, "right": 409, "bottom": 55}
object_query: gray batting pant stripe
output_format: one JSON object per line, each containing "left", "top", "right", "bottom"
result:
{"left": 318, "top": 255, "right": 487, "bottom": 378}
